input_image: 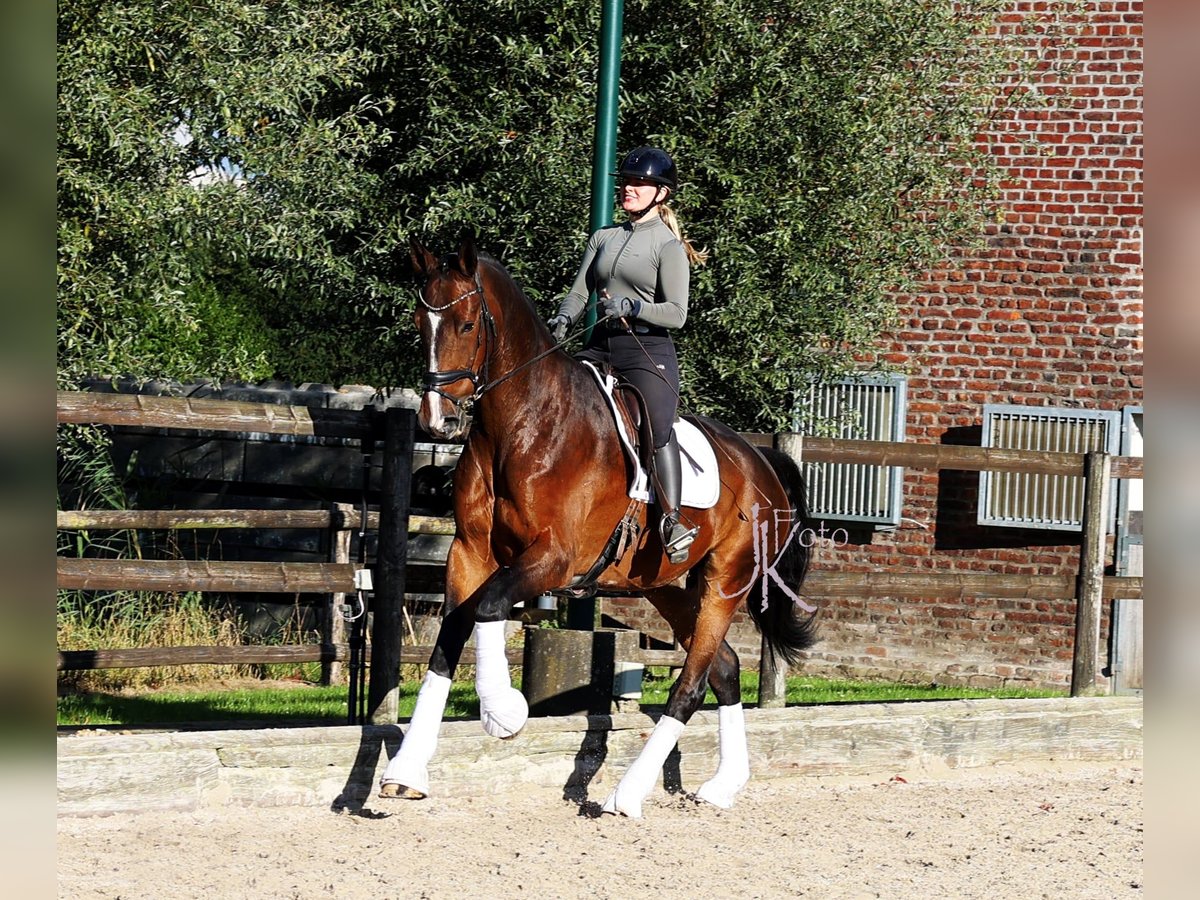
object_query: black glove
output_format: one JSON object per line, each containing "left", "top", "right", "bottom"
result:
{"left": 600, "top": 294, "right": 640, "bottom": 320}
{"left": 546, "top": 314, "right": 571, "bottom": 343}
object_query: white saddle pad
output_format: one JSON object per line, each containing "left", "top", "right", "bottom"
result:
{"left": 581, "top": 362, "right": 721, "bottom": 510}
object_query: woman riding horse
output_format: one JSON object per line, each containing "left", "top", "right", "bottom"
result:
{"left": 547, "top": 146, "right": 708, "bottom": 564}
{"left": 379, "top": 230, "right": 817, "bottom": 818}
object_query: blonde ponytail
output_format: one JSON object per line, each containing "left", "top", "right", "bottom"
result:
{"left": 659, "top": 203, "right": 709, "bottom": 267}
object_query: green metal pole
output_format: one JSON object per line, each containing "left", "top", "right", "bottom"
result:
{"left": 582, "top": 0, "right": 624, "bottom": 338}
{"left": 566, "top": 0, "right": 622, "bottom": 634}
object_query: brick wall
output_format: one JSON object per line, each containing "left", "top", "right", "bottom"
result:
{"left": 603, "top": 1, "right": 1143, "bottom": 690}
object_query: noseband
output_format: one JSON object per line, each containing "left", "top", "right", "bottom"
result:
{"left": 420, "top": 270, "right": 496, "bottom": 419}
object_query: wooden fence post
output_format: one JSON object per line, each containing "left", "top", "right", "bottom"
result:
{"left": 1071, "top": 450, "right": 1112, "bottom": 697}
{"left": 320, "top": 502, "right": 353, "bottom": 686}
{"left": 759, "top": 432, "right": 804, "bottom": 707}
{"left": 369, "top": 407, "right": 415, "bottom": 724}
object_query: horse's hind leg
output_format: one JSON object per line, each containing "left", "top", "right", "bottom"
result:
{"left": 695, "top": 640, "right": 751, "bottom": 808}
{"left": 602, "top": 585, "right": 741, "bottom": 817}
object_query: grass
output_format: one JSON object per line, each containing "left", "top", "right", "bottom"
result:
{"left": 640, "top": 669, "right": 1061, "bottom": 707}
{"left": 57, "top": 668, "right": 1062, "bottom": 728}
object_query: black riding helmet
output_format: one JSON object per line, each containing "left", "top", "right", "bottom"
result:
{"left": 614, "top": 146, "right": 677, "bottom": 191}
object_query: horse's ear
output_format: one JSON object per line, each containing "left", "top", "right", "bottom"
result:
{"left": 409, "top": 235, "right": 438, "bottom": 277}
{"left": 458, "top": 229, "right": 478, "bottom": 278}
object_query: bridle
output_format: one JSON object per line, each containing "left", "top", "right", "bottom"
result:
{"left": 419, "top": 270, "right": 496, "bottom": 421}
{"left": 418, "top": 265, "right": 630, "bottom": 426}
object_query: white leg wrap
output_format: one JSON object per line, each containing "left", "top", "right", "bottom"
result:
{"left": 380, "top": 670, "right": 452, "bottom": 796}
{"left": 695, "top": 703, "right": 751, "bottom": 809}
{"left": 474, "top": 620, "right": 528, "bottom": 739}
{"left": 601, "top": 715, "right": 685, "bottom": 818}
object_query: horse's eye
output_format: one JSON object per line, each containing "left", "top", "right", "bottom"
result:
{"left": 461, "top": 321, "right": 475, "bottom": 333}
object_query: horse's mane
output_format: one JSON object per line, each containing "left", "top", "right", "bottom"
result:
{"left": 477, "top": 253, "right": 541, "bottom": 321}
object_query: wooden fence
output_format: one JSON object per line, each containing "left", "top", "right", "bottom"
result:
{"left": 57, "top": 390, "right": 1143, "bottom": 719}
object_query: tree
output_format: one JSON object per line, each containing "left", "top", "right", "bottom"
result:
{"left": 59, "top": 0, "right": 1075, "bottom": 429}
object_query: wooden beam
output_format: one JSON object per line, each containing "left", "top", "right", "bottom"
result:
{"left": 370, "top": 407, "right": 415, "bottom": 724}
{"left": 56, "top": 509, "right": 455, "bottom": 535}
{"left": 56, "top": 644, "right": 525, "bottom": 671}
{"left": 55, "top": 557, "right": 1142, "bottom": 600}
{"left": 1072, "top": 452, "right": 1112, "bottom": 696}
{"left": 57, "top": 509, "right": 335, "bottom": 530}
{"left": 56, "top": 390, "right": 380, "bottom": 439}
{"left": 56, "top": 559, "right": 357, "bottom": 593}
{"left": 799, "top": 571, "right": 1141, "bottom": 600}
{"left": 739, "top": 433, "right": 1142, "bottom": 478}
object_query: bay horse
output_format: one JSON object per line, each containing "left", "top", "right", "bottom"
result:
{"left": 379, "top": 232, "right": 817, "bottom": 817}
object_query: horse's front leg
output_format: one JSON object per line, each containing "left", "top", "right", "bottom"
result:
{"left": 379, "top": 543, "right": 489, "bottom": 799}
{"left": 602, "top": 591, "right": 739, "bottom": 818}
{"left": 471, "top": 539, "right": 574, "bottom": 740}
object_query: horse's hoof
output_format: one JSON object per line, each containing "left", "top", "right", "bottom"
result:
{"left": 694, "top": 782, "right": 737, "bottom": 809}
{"left": 378, "top": 782, "right": 427, "bottom": 800}
{"left": 600, "top": 789, "right": 643, "bottom": 819}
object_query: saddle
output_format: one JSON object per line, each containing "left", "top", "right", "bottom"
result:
{"left": 551, "top": 363, "right": 720, "bottom": 600}
{"left": 610, "top": 375, "right": 657, "bottom": 493}
{"left": 548, "top": 363, "right": 654, "bottom": 600}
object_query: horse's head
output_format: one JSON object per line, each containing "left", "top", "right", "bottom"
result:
{"left": 411, "top": 231, "right": 495, "bottom": 440}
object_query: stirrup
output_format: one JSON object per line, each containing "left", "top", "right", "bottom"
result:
{"left": 661, "top": 518, "right": 699, "bottom": 564}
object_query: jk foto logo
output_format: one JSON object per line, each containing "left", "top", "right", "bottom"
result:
{"left": 720, "top": 503, "right": 848, "bottom": 610}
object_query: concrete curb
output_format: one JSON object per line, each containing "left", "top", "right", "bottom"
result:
{"left": 57, "top": 697, "right": 1142, "bottom": 816}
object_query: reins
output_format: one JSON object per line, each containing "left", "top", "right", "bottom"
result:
{"left": 421, "top": 276, "right": 768, "bottom": 507}
{"left": 420, "top": 266, "right": 623, "bottom": 403}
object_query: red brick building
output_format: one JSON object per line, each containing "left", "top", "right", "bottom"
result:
{"left": 605, "top": 0, "right": 1143, "bottom": 691}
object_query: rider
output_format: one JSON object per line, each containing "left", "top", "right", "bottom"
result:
{"left": 547, "top": 146, "right": 709, "bottom": 563}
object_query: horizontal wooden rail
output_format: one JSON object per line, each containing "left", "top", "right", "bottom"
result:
{"left": 57, "top": 392, "right": 1143, "bottom": 480}
{"left": 801, "top": 572, "right": 1142, "bottom": 600}
{"left": 56, "top": 643, "right": 693, "bottom": 672}
{"left": 57, "top": 559, "right": 358, "bottom": 593}
{"left": 57, "top": 391, "right": 380, "bottom": 440}
{"left": 56, "top": 509, "right": 455, "bottom": 535}
{"left": 57, "top": 644, "right": 524, "bottom": 671}
{"left": 740, "top": 434, "right": 1142, "bottom": 479}
{"left": 56, "top": 556, "right": 1142, "bottom": 601}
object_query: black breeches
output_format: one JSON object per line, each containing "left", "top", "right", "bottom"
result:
{"left": 579, "top": 334, "right": 680, "bottom": 449}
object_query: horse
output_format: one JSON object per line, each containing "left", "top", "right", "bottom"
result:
{"left": 379, "top": 232, "right": 818, "bottom": 817}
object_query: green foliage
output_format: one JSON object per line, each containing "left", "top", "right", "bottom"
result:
{"left": 58, "top": 0, "right": 1082, "bottom": 427}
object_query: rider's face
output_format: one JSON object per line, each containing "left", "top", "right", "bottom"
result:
{"left": 620, "top": 178, "right": 665, "bottom": 215}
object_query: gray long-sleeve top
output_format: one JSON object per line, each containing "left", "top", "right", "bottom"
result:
{"left": 555, "top": 215, "right": 689, "bottom": 330}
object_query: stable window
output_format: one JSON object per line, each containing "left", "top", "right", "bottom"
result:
{"left": 793, "top": 376, "right": 907, "bottom": 527}
{"left": 977, "top": 404, "right": 1121, "bottom": 531}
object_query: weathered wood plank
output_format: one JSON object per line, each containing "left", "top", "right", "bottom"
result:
{"left": 56, "top": 644, "right": 525, "bottom": 671}
{"left": 54, "top": 557, "right": 1142, "bottom": 600}
{"left": 56, "top": 558, "right": 357, "bottom": 592}
{"left": 740, "top": 433, "right": 1142, "bottom": 478}
{"left": 1072, "top": 452, "right": 1112, "bottom": 696}
{"left": 56, "top": 390, "right": 380, "bottom": 439}
{"left": 59, "top": 390, "right": 1145, "bottom": 480}
{"left": 56, "top": 509, "right": 455, "bottom": 535}
{"left": 800, "top": 572, "right": 1142, "bottom": 600}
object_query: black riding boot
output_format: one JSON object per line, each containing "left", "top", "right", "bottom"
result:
{"left": 653, "top": 432, "right": 699, "bottom": 564}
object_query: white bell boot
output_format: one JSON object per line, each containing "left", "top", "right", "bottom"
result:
{"left": 379, "top": 670, "right": 452, "bottom": 797}
{"left": 474, "top": 620, "right": 528, "bottom": 739}
{"left": 695, "top": 703, "right": 751, "bottom": 809}
{"left": 601, "top": 715, "right": 685, "bottom": 818}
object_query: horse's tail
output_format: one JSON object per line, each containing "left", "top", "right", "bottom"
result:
{"left": 746, "top": 446, "right": 819, "bottom": 666}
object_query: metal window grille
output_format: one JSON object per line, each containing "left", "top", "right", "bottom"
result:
{"left": 978, "top": 405, "right": 1121, "bottom": 531}
{"left": 794, "top": 376, "right": 906, "bottom": 526}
